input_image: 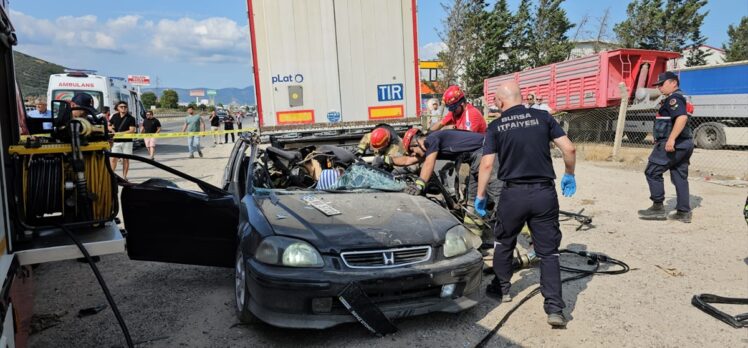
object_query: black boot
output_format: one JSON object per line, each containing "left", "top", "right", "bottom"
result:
{"left": 667, "top": 210, "right": 692, "bottom": 223}
{"left": 638, "top": 202, "right": 666, "bottom": 220}
{"left": 486, "top": 279, "right": 511, "bottom": 302}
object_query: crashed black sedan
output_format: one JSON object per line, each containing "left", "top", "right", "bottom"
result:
{"left": 120, "top": 133, "right": 483, "bottom": 330}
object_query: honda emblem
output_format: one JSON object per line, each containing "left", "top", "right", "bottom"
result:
{"left": 383, "top": 252, "right": 395, "bottom": 266}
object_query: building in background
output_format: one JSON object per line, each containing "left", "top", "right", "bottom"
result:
{"left": 568, "top": 40, "right": 620, "bottom": 60}
{"left": 419, "top": 60, "right": 445, "bottom": 111}
{"left": 669, "top": 45, "right": 726, "bottom": 69}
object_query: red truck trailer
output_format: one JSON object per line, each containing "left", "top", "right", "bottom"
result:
{"left": 484, "top": 49, "right": 680, "bottom": 112}
{"left": 483, "top": 49, "right": 682, "bottom": 142}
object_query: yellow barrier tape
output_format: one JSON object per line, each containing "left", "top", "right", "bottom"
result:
{"left": 113, "top": 128, "right": 256, "bottom": 139}
{"left": 20, "top": 128, "right": 256, "bottom": 141}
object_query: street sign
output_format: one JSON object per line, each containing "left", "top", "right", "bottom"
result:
{"left": 127, "top": 75, "right": 151, "bottom": 86}
{"left": 189, "top": 89, "right": 205, "bottom": 97}
{"left": 207, "top": 90, "right": 217, "bottom": 96}
{"left": 377, "top": 83, "right": 403, "bottom": 102}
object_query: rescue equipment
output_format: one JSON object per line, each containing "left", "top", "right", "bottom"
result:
{"left": 691, "top": 294, "right": 748, "bottom": 329}
{"left": 10, "top": 103, "right": 117, "bottom": 235}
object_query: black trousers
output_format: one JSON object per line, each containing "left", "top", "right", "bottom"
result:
{"left": 645, "top": 139, "right": 693, "bottom": 212}
{"left": 492, "top": 183, "right": 565, "bottom": 314}
{"left": 225, "top": 126, "right": 235, "bottom": 143}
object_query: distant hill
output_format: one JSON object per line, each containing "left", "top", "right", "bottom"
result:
{"left": 11, "top": 50, "right": 255, "bottom": 105}
{"left": 13, "top": 51, "right": 66, "bottom": 99}
{"left": 144, "top": 86, "right": 256, "bottom": 106}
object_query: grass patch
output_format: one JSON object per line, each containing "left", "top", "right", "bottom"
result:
{"left": 576, "top": 143, "right": 650, "bottom": 164}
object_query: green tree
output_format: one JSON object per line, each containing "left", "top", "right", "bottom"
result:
{"left": 141, "top": 92, "right": 157, "bottom": 109}
{"left": 504, "top": 0, "right": 533, "bottom": 73}
{"left": 160, "top": 89, "right": 179, "bottom": 109}
{"left": 723, "top": 16, "right": 748, "bottom": 62}
{"left": 685, "top": 27, "right": 710, "bottom": 66}
{"left": 530, "top": 0, "right": 574, "bottom": 67}
{"left": 614, "top": 0, "right": 665, "bottom": 49}
{"left": 462, "top": 0, "right": 491, "bottom": 98}
{"left": 471, "top": 0, "right": 513, "bottom": 80}
{"left": 437, "top": 0, "right": 469, "bottom": 86}
{"left": 613, "top": 0, "right": 709, "bottom": 53}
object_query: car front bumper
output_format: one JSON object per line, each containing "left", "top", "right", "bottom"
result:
{"left": 244, "top": 250, "right": 483, "bottom": 329}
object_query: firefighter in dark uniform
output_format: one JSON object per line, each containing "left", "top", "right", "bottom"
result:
{"left": 392, "top": 128, "right": 503, "bottom": 239}
{"left": 638, "top": 71, "right": 694, "bottom": 223}
{"left": 475, "top": 81, "right": 577, "bottom": 327}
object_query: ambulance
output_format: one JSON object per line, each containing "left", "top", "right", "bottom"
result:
{"left": 46, "top": 70, "right": 146, "bottom": 132}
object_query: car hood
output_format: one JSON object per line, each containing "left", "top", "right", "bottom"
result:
{"left": 254, "top": 192, "right": 459, "bottom": 253}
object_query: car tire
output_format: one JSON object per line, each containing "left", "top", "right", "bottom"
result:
{"left": 694, "top": 122, "right": 726, "bottom": 150}
{"left": 235, "top": 247, "right": 259, "bottom": 324}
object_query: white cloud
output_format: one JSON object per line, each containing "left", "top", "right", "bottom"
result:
{"left": 9, "top": 10, "right": 250, "bottom": 63}
{"left": 151, "top": 17, "right": 250, "bottom": 62}
{"left": 420, "top": 41, "right": 446, "bottom": 60}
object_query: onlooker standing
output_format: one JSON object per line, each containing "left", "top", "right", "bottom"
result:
{"left": 100, "top": 106, "right": 110, "bottom": 120}
{"left": 427, "top": 98, "right": 442, "bottom": 127}
{"left": 181, "top": 106, "right": 205, "bottom": 158}
{"left": 224, "top": 112, "right": 236, "bottom": 143}
{"left": 532, "top": 96, "right": 554, "bottom": 114}
{"left": 524, "top": 93, "right": 536, "bottom": 108}
{"left": 236, "top": 111, "right": 243, "bottom": 130}
{"left": 27, "top": 98, "right": 50, "bottom": 118}
{"left": 100, "top": 106, "right": 112, "bottom": 144}
{"left": 109, "top": 101, "right": 137, "bottom": 179}
{"left": 141, "top": 111, "right": 161, "bottom": 160}
{"left": 209, "top": 110, "right": 221, "bottom": 145}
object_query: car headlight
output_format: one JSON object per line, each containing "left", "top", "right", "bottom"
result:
{"left": 255, "top": 236, "right": 324, "bottom": 267}
{"left": 443, "top": 225, "right": 473, "bottom": 258}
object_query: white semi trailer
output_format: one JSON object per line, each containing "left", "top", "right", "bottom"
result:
{"left": 246, "top": 0, "right": 422, "bottom": 146}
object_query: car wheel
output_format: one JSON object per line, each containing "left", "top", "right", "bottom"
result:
{"left": 235, "top": 247, "right": 259, "bottom": 324}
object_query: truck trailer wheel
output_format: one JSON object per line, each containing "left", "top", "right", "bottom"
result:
{"left": 235, "top": 248, "right": 260, "bottom": 324}
{"left": 625, "top": 132, "right": 647, "bottom": 143}
{"left": 694, "top": 122, "right": 726, "bottom": 150}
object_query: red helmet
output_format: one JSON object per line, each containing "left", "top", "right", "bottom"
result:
{"left": 370, "top": 127, "right": 390, "bottom": 150}
{"left": 443, "top": 85, "right": 465, "bottom": 107}
{"left": 402, "top": 128, "right": 422, "bottom": 153}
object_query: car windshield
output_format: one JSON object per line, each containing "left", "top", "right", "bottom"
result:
{"left": 51, "top": 90, "right": 104, "bottom": 113}
{"left": 327, "top": 164, "right": 406, "bottom": 192}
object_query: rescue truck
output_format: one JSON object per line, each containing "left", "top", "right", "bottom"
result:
{"left": 1, "top": 2, "right": 127, "bottom": 345}
{"left": 246, "top": 0, "right": 422, "bottom": 147}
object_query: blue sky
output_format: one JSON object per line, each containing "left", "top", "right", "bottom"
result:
{"left": 9, "top": 0, "right": 747, "bottom": 89}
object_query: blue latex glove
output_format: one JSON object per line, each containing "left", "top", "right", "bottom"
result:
{"left": 474, "top": 196, "right": 487, "bottom": 217}
{"left": 560, "top": 174, "right": 576, "bottom": 197}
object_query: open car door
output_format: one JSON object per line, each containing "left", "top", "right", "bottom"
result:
{"left": 116, "top": 154, "right": 238, "bottom": 268}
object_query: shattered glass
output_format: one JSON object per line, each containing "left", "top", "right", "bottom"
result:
{"left": 330, "top": 164, "right": 406, "bottom": 192}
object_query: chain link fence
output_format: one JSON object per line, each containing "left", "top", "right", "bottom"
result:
{"left": 558, "top": 106, "right": 748, "bottom": 181}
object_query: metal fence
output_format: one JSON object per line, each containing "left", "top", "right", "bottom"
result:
{"left": 558, "top": 106, "right": 748, "bottom": 180}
